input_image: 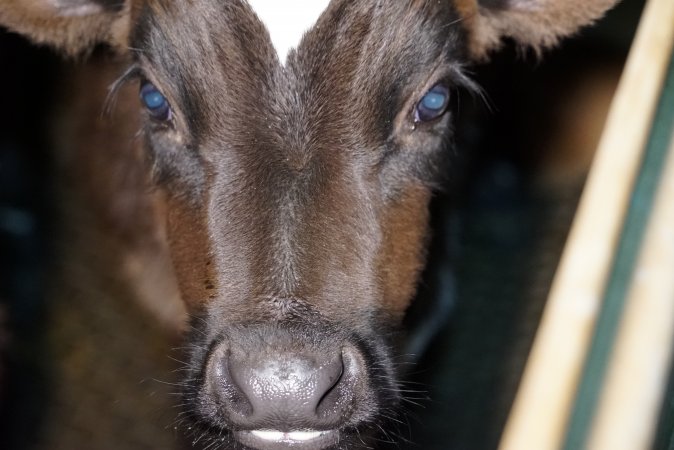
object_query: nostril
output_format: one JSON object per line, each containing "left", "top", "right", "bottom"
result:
{"left": 316, "top": 346, "right": 363, "bottom": 420}
{"left": 315, "top": 352, "right": 345, "bottom": 418}
{"left": 206, "top": 339, "right": 367, "bottom": 430}
{"left": 209, "top": 350, "right": 254, "bottom": 418}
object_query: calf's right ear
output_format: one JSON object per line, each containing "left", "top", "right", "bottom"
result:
{"left": 0, "top": 0, "right": 131, "bottom": 56}
{"left": 454, "top": 0, "right": 620, "bottom": 60}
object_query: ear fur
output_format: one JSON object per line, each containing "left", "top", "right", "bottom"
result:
{"left": 454, "top": 0, "right": 620, "bottom": 60}
{"left": 0, "top": 0, "right": 131, "bottom": 56}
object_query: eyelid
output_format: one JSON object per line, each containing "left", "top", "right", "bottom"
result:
{"left": 127, "top": 65, "right": 180, "bottom": 127}
{"left": 408, "top": 71, "right": 454, "bottom": 124}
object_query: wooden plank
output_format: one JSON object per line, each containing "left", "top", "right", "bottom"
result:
{"left": 498, "top": 0, "right": 674, "bottom": 448}
{"left": 563, "top": 47, "right": 674, "bottom": 449}
{"left": 586, "top": 129, "right": 674, "bottom": 450}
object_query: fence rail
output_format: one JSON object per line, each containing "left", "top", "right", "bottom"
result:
{"left": 499, "top": 0, "right": 674, "bottom": 448}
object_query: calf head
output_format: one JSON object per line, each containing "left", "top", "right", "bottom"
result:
{"left": 1, "top": 0, "right": 618, "bottom": 448}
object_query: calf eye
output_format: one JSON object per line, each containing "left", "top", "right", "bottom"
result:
{"left": 415, "top": 83, "right": 449, "bottom": 123}
{"left": 140, "top": 81, "right": 171, "bottom": 121}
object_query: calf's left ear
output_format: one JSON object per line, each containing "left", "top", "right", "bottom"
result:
{"left": 0, "top": 0, "right": 131, "bottom": 56}
{"left": 453, "top": 0, "right": 620, "bottom": 59}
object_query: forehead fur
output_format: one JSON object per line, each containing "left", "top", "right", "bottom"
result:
{"left": 130, "top": 0, "right": 467, "bottom": 304}
{"left": 131, "top": 0, "right": 467, "bottom": 134}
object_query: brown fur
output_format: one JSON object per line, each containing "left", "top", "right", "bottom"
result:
{"left": 0, "top": 0, "right": 620, "bottom": 59}
{"left": 455, "top": 0, "right": 620, "bottom": 59}
{"left": 0, "top": 0, "right": 619, "bottom": 447}
{"left": 0, "top": 0, "right": 130, "bottom": 56}
{"left": 378, "top": 185, "right": 432, "bottom": 318}
{"left": 51, "top": 55, "right": 185, "bottom": 329}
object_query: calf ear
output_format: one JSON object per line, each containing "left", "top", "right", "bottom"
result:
{"left": 454, "top": 0, "right": 620, "bottom": 59}
{"left": 0, "top": 0, "right": 131, "bottom": 56}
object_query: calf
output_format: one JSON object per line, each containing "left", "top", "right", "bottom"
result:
{"left": 0, "top": 0, "right": 617, "bottom": 448}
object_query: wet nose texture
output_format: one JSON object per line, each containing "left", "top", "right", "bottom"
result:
{"left": 208, "top": 343, "right": 360, "bottom": 429}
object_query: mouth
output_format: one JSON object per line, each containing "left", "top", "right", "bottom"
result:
{"left": 234, "top": 429, "right": 340, "bottom": 449}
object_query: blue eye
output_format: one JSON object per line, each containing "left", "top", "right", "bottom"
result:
{"left": 140, "top": 81, "right": 171, "bottom": 121}
{"left": 415, "top": 83, "right": 450, "bottom": 123}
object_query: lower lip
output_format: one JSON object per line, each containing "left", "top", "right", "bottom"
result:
{"left": 234, "top": 429, "right": 339, "bottom": 449}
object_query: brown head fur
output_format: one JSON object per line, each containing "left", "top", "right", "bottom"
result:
{"left": 0, "top": 0, "right": 619, "bottom": 447}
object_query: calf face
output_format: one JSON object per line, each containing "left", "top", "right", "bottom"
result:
{"left": 0, "top": 0, "right": 618, "bottom": 448}
{"left": 132, "top": 3, "right": 469, "bottom": 445}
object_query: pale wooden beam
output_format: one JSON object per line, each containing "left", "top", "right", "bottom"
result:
{"left": 499, "top": 0, "right": 674, "bottom": 448}
{"left": 587, "top": 129, "right": 674, "bottom": 450}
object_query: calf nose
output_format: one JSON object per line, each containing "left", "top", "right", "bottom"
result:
{"left": 230, "top": 352, "right": 343, "bottom": 423}
{"left": 208, "top": 343, "right": 360, "bottom": 430}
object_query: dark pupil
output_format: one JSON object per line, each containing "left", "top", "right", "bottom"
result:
{"left": 416, "top": 84, "right": 449, "bottom": 122}
{"left": 140, "top": 82, "right": 170, "bottom": 120}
